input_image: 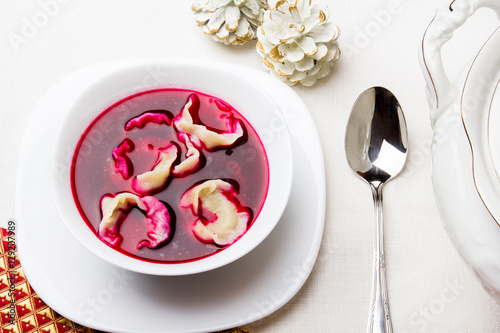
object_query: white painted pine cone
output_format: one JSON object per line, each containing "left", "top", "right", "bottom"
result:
{"left": 256, "top": 0, "right": 340, "bottom": 86}
{"left": 192, "top": 0, "right": 267, "bottom": 45}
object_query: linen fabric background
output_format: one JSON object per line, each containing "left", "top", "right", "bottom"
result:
{"left": 1, "top": 0, "right": 499, "bottom": 332}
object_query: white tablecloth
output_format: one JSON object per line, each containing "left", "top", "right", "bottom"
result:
{"left": 1, "top": 0, "right": 499, "bottom": 332}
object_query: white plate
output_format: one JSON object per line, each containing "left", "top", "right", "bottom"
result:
{"left": 15, "top": 60, "right": 326, "bottom": 333}
{"left": 462, "top": 26, "right": 500, "bottom": 225}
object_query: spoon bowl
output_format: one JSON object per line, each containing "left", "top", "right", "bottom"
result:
{"left": 345, "top": 86, "right": 408, "bottom": 333}
{"left": 345, "top": 86, "right": 408, "bottom": 185}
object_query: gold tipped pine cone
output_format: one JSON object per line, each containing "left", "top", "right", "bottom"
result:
{"left": 192, "top": 0, "right": 267, "bottom": 45}
{"left": 256, "top": 0, "right": 340, "bottom": 86}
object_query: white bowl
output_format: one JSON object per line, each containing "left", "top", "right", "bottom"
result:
{"left": 51, "top": 60, "right": 293, "bottom": 276}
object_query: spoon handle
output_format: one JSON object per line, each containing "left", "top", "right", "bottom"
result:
{"left": 367, "top": 183, "right": 393, "bottom": 333}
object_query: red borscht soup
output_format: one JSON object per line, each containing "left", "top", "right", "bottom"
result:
{"left": 71, "top": 89, "right": 269, "bottom": 263}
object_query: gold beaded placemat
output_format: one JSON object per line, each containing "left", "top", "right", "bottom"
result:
{"left": 0, "top": 228, "right": 250, "bottom": 333}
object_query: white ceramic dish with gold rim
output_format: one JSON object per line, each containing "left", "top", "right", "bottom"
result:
{"left": 421, "top": 0, "right": 500, "bottom": 301}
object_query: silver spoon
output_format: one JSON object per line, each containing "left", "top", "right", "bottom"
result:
{"left": 345, "top": 86, "right": 408, "bottom": 333}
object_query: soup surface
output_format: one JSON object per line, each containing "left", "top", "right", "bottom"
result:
{"left": 71, "top": 89, "right": 269, "bottom": 263}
